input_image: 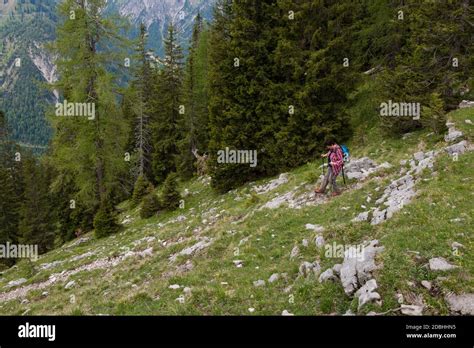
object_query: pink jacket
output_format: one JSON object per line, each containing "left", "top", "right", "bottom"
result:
{"left": 328, "top": 145, "right": 344, "bottom": 177}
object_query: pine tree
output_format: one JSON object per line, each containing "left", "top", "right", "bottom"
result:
{"left": 49, "top": 0, "right": 129, "bottom": 233}
{"left": 151, "top": 24, "right": 185, "bottom": 183}
{"left": 128, "top": 23, "right": 154, "bottom": 182}
{"left": 17, "top": 154, "right": 55, "bottom": 254}
{"left": 177, "top": 13, "right": 211, "bottom": 179}
{"left": 160, "top": 172, "right": 181, "bottom": 211}
{"left": 379, "top": 1, "right": 473, "bottom": 134}
{"left": 93, "top": 201, "right": 120, "bottom": 238}
{"left": 140, "top": 193, "right": 161, "bottom": 219}
{"left": 208, "top": 0, "right": 280, "bottom": 192}
{"left": 131, "top": 173, "right": 153, "bottom": 207}
{"left": 0, "top": 111, "right": 21, "bottom": 267}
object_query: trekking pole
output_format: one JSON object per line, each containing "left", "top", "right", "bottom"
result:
{"left": 321, "top": 157, "right": 325, "bottom": 176}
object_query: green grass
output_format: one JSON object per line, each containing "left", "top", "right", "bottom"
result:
{"left": 0, "top": 104, "right": 472, "bottom": 316}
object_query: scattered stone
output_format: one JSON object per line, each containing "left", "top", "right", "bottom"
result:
{"left": 413, "top": 151, "right": 425, "bottom": 162}
{"left": 429, "top": 257, "right": 458, "bottom": 271}
{"left": 340, "top": 240, "right": 384, "bottom": 296}
{"left": 302, "top": 239, "right": 309, "bottom": 247}
{"left": 41, "top": 291, "right": 49, "bottom": 297}
{"left": 315, "top": 235, "right": 325, "bottom": 248}
{"left": 298, "top": 261, "right": 321, "bottom": 278}
{"left": 371, "top": 174, "right": 417, "bottom": 225}
{"left": 233, "top": 260, "right": 244, "bottom": 268}
{"left": 253, "top": 280, "right": 266, "bottom": 287}
{"left": 5, "top": 278, "right": 27, "bottom": 289}
{"left": 169, "top": 237, "right": 214, "bottom": 262}
{"left": 254, "top": 173, "right": 289, "bottom": 194}
{"left": 445, "top": 293, "right": 474, "bottom": 315}
{"left": 121, "top": 215, "right": 133, "bottom": 224}
{"left": 261, "top": 191, "right": 295, "bottom": 210}
{"left": 445, "top": 140, "right": 468, "bottom": 156}
{"left": 465, "top": 119, "right": 473, "bottom": 125}
{"left": 281, "top": 310, "right": 294, "bottom": 316}
{"left": 248, "top": 308, "right": 255, "bottom": 313}
{"left": 290, "top": 246, "right": 300, "bottom": 260}
{"left": 319, "top": 269, "right": 337, "bottom": 283}
{"left": 332, "top": 264, "right": 342, "bottom": 276}
{"left": 70, "top": 251, "right": 95, "bottom": 262}
{"left": 343, "top": 309, "right": 355, "bottom": 316}
{"left": 421, "top": 280, "right": 432, "bottom": 290}
{"left": 355, "top": 279, "right": 381, "bottom": 310}
{"left": 458, "top": 100, "right": 474, "bottom": 109}
{"left": 305, "top": 224, "right": 324, "bottom": 232}
{"left": 169, "top": 284, "right": 181, "bottom": 290}
{"left": 352, "top": 211, "right": 369, "bottom": 222}
{"left": 345, "top": 157, "right": 377, "bottom": 180}
{"left": 451, "top": 242, "right": 464, "bottom": 250}
{"left": 64, "top": 281, "right": 75, "bottom": 290}
{"left": 268, "top": 273, "right": 280, "bottom": 283}
{"left": 21, "top": 299, "right": 29, "bottom": 305}
{"left": 401, "top": 304, "right": 424, "bottom": 316}
{"left": 444, "top": 127, "right": 463, "bottom": 143}
{"left": 183, "top": 287, "right": 192, "bottom": 295}
{"left": 39, "top": 260, "right": 64, "bottom": 271}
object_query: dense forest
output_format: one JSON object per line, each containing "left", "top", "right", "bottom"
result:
{"left": 0, "top": 0, "right": 472, "bottom": 268}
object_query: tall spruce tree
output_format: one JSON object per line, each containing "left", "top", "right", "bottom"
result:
{"left": 207, "top": 0, "right": 359, "bottom": 192}
{"left": 49, "top": 0, "right": 129, "bottom": 236}
{"left": 151, "top": 24, "right": 185, "bottom": 183}
{"left": 18, "top": 154, "right": 56, "bottom": 254}
{"left": 208, "top": 0, "right": 281, "bottom": 192}
{"left": 0, "top": 111, "right": 20, "bottom": 267}
{"left": 177, "top": 13, "right": 211, "bottom": 178}
{"left": 379, "top": 1, "right": 473, "bottom": 134}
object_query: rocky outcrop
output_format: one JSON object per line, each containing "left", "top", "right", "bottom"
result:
{"left": 445, "top": 293, "right": 474, "bottom": 315}
{"left": 344, "top": 157, "right": 391, "bottom": 181}
{"left": 254, "top": 173, "right": 289, "bottom": 194}
{"left": 458, "top": 100, "right": 474, "bottom": 109}
{"left": 340, "top": 240, "right": 384, "bottom": 296}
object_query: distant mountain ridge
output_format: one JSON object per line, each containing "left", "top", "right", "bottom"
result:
{"left": 0, "top": 0, "right": 215, "bottom": 147}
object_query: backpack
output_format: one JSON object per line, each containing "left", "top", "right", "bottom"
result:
{"left": 340, "top": 144, "right": 350, "bottom": 163}
{"left": 339, "top": 144, "right": 350, "bottom": 185}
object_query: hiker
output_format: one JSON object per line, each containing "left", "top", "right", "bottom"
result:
{"left": 314, "top": 140, "right": 344, "bottom": 196}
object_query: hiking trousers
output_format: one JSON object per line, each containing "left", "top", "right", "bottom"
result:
{"left": 320, "top": 166, "right": 339, "bottom": 192}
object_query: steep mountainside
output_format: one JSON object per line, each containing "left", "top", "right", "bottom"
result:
{"left": 0, "top": 79, "right": 472, "bottom": 315}
{"left": 106, "top": 0, "right": 215, "bottom": 55}
{"left": 0, "top": 0, "right": 56, "bottom": 148}
{"left": 0, "top": 0, "right": 215, "bottom": 147}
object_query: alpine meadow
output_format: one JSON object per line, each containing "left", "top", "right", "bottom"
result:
{"left": 0, "top": 0, "right": 473, "bottom": 342}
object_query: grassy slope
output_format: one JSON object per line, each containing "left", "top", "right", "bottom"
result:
{"left": 0, "top": 83, "right": 472, "bottom": 316}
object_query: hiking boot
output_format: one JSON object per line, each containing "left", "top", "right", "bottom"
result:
{"left": 331, "top": 191, "right": 341, "bottom": 197}
{"left": 314, "top": 188, "right": 325, "bottom": 194}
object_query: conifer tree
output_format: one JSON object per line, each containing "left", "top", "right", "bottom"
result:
{"left": 0, "top": 111, "right": 21, "bottom": 266}
{"left": 49, "top": 0, "right": 129, "bottom": 234}
{"left": 177, "top": 13, "right": 211, "bottom": 179}
{"left": 160, "top": 172, "right": 181, "bottom": 211}
{"left": 140, "top": 192, "right": 161, "bottom": 219}
{"left": 131, "top": 173, "right": 154, "bottom": 207}
{"left": 151, "top": 24, "right": 185, "bottom": 183}
{"left": 17, "top": 154, "right": 55, "bottom": 254}
{"left": 379, "top": 1, "right": 473, "bottom": 134}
